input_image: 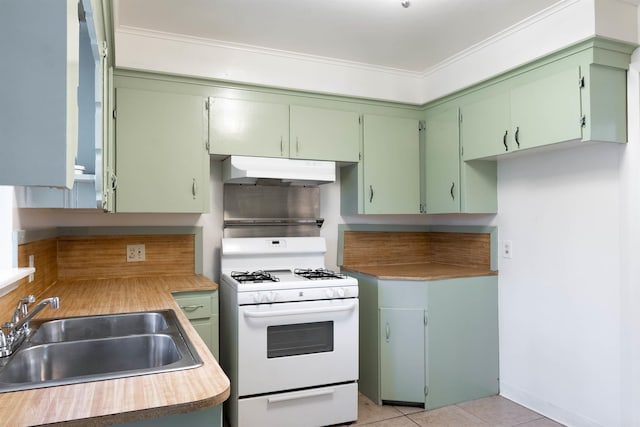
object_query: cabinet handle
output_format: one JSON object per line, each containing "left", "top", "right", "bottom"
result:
{"left": 369, "top": 185, "right": 374, "bottom": 203}
{"left": 450, "top": 182, "right": 455, "bottom": 200}
{"left": 110, "top": 173, "right": 117, "bottom": 191}
{"left": 385, "top": 322, "right": 390, "bottom": 342}
{"left": 296, "top": 137, "right": 300, "bottom": 155}
{"left": 515, "top": 127, "right": 520, "bottom": 148}
{"left": 280, "top": 137, "right": 284, "bottom": 156}
{"left": 181, "top": 304, "right": 204, "bottom": 312}
{"left": 192, "top": 178, "right": 197, "bottom": 199}
{"left": 503, "top": 130, "right": 509, "bottom": 151}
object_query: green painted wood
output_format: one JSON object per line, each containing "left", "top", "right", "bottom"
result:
{"left": 425, "top": 276, "right": 499, "bottom": 410}
{"left": 425, "top": 107, "right": 460, "bottom": 214}
{"left": 362, "top": 115, "right": 421, "bottom": 214}
{"left": 290, "top": 105, "right": 360, "bottom": 162}
{"left": 173, "top": 290, "right": 219, "bottom": 359}
{"left": 0, "top": 0, "right": 78, "bottom": 188}
{"left": 350, "top": 272, "right": 381, "bottom": 404}
{"left": 459, "top": 161, "right": 497, "bottom": 214}
{"left": 115, "top": 88, "right": 209, "bottom": 213}
{"left": 510, "top": 66, "right": 582, "bottom": 150}
{"left": 583, "top": 64, "right": 628, "bottom": 143}
{"left": 209, "top": 98, "right": 289, "bottom": 157}
{"left": 380, "top": 308, "right": 426, "bottom": 405}
{"left": 112, "top": 404, "right": 221, "bottom": 427}
{"left": 460, "top": 90, "right": 510, "bottom": 160}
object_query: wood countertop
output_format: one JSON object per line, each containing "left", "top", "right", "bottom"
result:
{"left": 0, "top": 275, "right": 230, "bottom": 427}
{"left": 342, "top": 262, "right": 497, "bottom": 281}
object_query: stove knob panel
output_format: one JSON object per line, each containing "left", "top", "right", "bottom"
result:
{"left": 253, "top": 292, "right": 263, "bottom": 303}
{"left": 336, "top": 288, "right": 346, "bottom": 298}
{"left": 324, "top": 289, "right": 335, "bottom": 299}
{"left": 267, "top": 291, "right": 277, "bottom": 303}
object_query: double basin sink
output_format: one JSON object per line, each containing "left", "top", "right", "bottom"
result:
{"left": 0, "top": 310, "right": 202, "bottom": 392}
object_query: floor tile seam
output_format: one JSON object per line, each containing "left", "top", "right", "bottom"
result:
{"left": 452, "top": 404, "right": 498, "bottom": 424}
{"left": 510, "top": 415, "right": 547, "bottom": 426}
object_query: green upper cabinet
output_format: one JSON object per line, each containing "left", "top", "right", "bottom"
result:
{"left": 460, "top": 90, "right": 511, "bottom": 160}
{"left": 509, "top": 66, "right": 582, "bottom": 151}
{"left": 0, "top": 0, "right": 79, "bottom": 188}
{"left": 359, "top": 114, "right": 421, "bottom": 214}
{"left": 209, "top": 99, "right": 359, "bottom": 162}
{"left": 460, "top": 39, "right": 633, "bottom": 160}
{"left": 425, "top": 106, "right": 497, "bottom": 214}
{"left": 289, "top": 105, "right": 360, "bottom": 162}
{"left": 425, "top": 107, "right": 461, "bottom": 214}
{"left": 209, "top": 98, "right": 289, "bottom": 158}
{"left": 114, "top": 88, "right": 210, "bottom": 213}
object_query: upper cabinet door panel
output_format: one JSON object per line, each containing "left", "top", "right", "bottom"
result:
{"left": 425, "top": 107, "right": 461, "bottom": 214}
{"left": 363, "top": 114, "right": 420, "bottom": 214}
{"left": 510, "top": 66, "right": 582, "bottom": 150}
{"left": 209, "top": 98, "right": 289, "bottom": 158}
{"left": 115, "top": 88, "right": 209, "bottom": 213}
{"left": 460, "top": 90, "right": 510, "bottom": 160}
{"left": 0, "top": 0, "right": 79, "bottom": 188}
{"left": 290, "top": 105, "right": 360, "bottom": 162}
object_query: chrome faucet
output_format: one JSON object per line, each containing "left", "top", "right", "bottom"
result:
{"left": 0, "top": 295, "right": 60, "bottom": 357}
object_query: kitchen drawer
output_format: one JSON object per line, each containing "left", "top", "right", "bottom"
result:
{"left": 173, "top": 293, "right": 213, "bottom": 320}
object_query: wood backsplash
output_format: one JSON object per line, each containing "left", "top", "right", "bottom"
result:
{"left": 342, "top": 231, "right": 491, "bottom": 270}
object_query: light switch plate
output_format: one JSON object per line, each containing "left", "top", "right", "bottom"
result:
{"left": 126, "top": 244, "right": 146, "bottom": 262}
{"left": 502, "top": 240, "right": 513, "bottom": 259}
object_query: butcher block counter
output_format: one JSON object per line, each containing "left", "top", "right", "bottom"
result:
{"left": 342, "top": 262, "right": 496, "bottom": 281}
{"left": 0, "top": 275, "right": 230, "bottom": 427}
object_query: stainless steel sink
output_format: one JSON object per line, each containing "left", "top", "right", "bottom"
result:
{"left": 0, "top": 310, "right": 202, "bottom": 393}
{"left": 30, "top": 311, "right": 170, "bottom": 344}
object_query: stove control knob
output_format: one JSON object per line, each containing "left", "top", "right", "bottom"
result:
{"left": 324, "top": 289, "right": 335, "bottom": 298}
{"left": 267, "top": 291, "right": 277, "bottom": 303}
{"left": 253, "top": 292, "right": 263, "bottom": 303}
{"left": 336, "top": 288, "right": 346, "bottom": 298}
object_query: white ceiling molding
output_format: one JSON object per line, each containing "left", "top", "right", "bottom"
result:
{"left": 114, "top": 0, "right": 638, "bottom": 105}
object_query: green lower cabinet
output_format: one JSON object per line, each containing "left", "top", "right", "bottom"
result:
{"left": 111, "top": 405, "right": 222, "bottom": 427}
{"left": 172, "top": 290, "right": 219, "bottom": 359}
{"left": 380, "top": 308, "right": 426, "bottom": 404}
{"left": 350, "top": 271, "right": 499, "bottom": 410}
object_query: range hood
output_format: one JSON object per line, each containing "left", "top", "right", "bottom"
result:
{"left": 222, "top": 156, "right": 336, "bottom": 185}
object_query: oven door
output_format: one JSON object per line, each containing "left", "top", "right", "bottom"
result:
{"left": 237, "top": 298, "right": 358, "bottom": 396}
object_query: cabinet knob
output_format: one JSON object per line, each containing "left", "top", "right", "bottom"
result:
{"left": 369, "top": 185, "right": 374, "bottom": 203}
{"left": 515, "top": 127, "right": 520, "bottom": 148}
{"left": 192, "top": 178, "right": 197, "bottom": 199}
{"left": 450, "top": 182, "right": 455, "bottom": 200}
{"left": 503, "top": 130, "right": 509, "bottom": 151}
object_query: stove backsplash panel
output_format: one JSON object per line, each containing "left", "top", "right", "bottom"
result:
{"left": 223, "top": 184, "right": 323, "bottom": 238}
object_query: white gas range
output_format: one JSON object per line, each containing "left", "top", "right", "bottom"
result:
{"left": 219, "top": 237, "right": 359, "bottom": 427}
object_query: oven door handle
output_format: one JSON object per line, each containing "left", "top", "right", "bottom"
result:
{"left": 267, "top": 387, "right": 335, "bottom": 404}
{"left": 243, "top": 302, "right": 357, "bottom": 319}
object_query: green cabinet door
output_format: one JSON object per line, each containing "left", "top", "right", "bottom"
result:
{"left": 380, "top": 308, "right": 426, "bottom": 404}
{"left": 461, "top": 90, "right": 511, "bottom": 160}
{"left": 362, "top": 115, "right": 421, "bottom": 214}
{"left": 209, "top": 98, "right": 289, "bottom": 158}
{"left": 290, "top": 105, "right": 360, "bottom": 162}
{"left": 115, "top": 88, "right": 209, "bottom": 213}
{"left": 510, "top": 66, "right": 582, "bottom": 150}
{"left": 425, "top": 107, "right": 460, "bottom": 214}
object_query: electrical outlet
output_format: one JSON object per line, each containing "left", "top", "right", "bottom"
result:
{"left": 502, "top": 240, "right": 513, "bottom": 259}
{"left": 28, "top": 254, "right": 34, "bottom": 282}
{"left": 126, "top": 244, "right": 146, "bottom": 262}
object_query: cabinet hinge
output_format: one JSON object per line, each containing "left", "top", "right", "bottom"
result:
{"left": 460, "top": 146, "right": 464, "bottom": 156}
{"left": 425, "top": 385, "right": 429, "bottom": 397}
{"left": 580, "top": 115, "right": 586, "bottom": 127}
{"left": 459, "top": 112, "right": 463, "bottom": 123}
{"left": 419, "top": 121, "right": 426, "bottom": 131}
{"left": 579, "top": 76, "right": 585, "bottom": 88}
{"left": 205, "top": 99, "right": 210, "bottom": 111}
{"left": 358, "top": 116, "right": 362, "bottom": 125}
{"left": 205, "top": 140, "right": 210, "bottom": 151}
{"left": 101, "top": 41, "right": 108, "bottom": 59}
{"left": 424, "top": 311, "right": 428, "bottom": 326}
{"left": 359, "top": 152, "right": 362, "bottom": 161}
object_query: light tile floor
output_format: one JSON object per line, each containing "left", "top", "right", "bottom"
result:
{"left": 343, "top": 393, "right": 565, "bottom": 427}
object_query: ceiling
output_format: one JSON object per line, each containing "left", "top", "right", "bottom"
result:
{"left": 114, "top": 0, "right": 563, "bottom": 73}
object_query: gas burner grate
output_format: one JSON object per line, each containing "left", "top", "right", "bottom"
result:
{"left": 294, "top": 268, "right": 347, "bottom": 280}
{"left": 231, "top": 270, "right": 280, "bottom": 284}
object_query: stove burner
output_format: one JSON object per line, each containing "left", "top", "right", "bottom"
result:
{"left": 294, "top": 268, "right": 347, "bottom": 280}
{"left": 231, "top": 270, "right": 280, "bottom": 284}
